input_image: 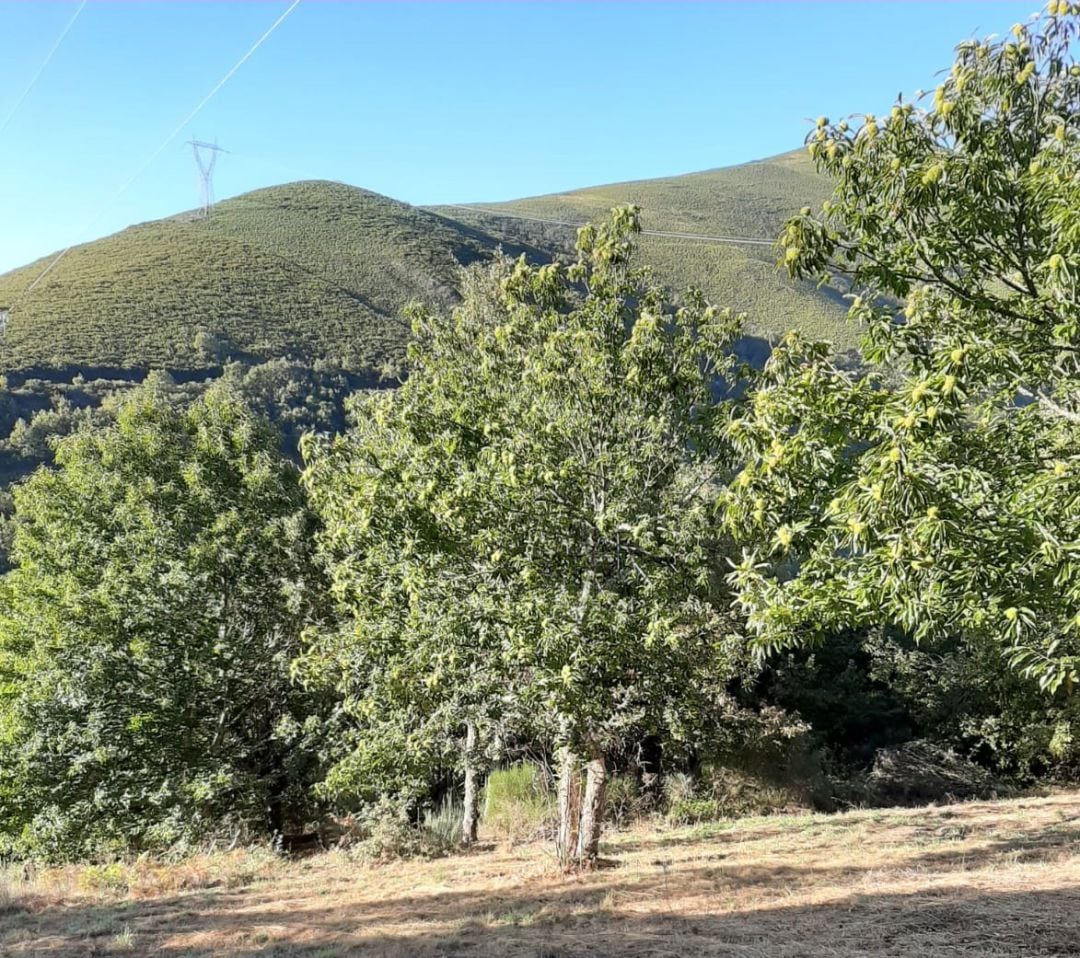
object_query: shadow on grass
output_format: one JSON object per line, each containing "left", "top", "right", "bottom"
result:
{"left": 4, "top": 880, "right": 1079, "bottom": 958}
{"left": 606, "top": 797, "right": 1080, "bottom": 857}
{"left": 5, "top": 797, "right": 1080, "bottom": 957}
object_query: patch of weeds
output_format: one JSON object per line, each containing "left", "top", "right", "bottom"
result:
{"left": 111, "top": 924, "right": 135, "bottom": 951}
{"left": 347, "top": 797, "right": 454, "bottom": 863}
{"left": 488, "top": 906, "right": 541, "bottom": 927}
{"left": 666, "top": 797, "right": 727, "bottom": 825}
{"left": 78, "top": 863, "right": 131, "bottom": 894}
{"left": 671, "top": 819, "right": 738, "bottom": 842}
{"left": 424, "top": 793, "right": 463, "bottom": 847}
{"left": 605, "top": 774, "right": 648, "bottom": 828}
{"left": 483, "top": 763, "right": 556, "bottom": 842}
{"left": 0, "top": 878, "right": 26, "bottom": 919}
{"left": 661, "top": 770, "right": 804, "bottom": 827}
{"left": 88, "top": 913, "right": 120, "bottom": 937}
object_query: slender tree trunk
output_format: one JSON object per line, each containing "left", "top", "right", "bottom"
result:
{"left": 555, "top": 744, "right": 580, "bottom": 867}
{"left": 576, "top": 747, "right": 607, "bottom": 866}
{"left": 461, "top": 722, "right": 480, "bottom": 846}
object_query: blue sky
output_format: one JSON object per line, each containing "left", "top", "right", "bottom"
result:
{"left": 0, "top": 0, "right": 1039, "bottom": 273}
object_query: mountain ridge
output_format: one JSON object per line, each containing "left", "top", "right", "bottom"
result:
{"left": 0, "top": 149, "right": 855, "bottom": 376}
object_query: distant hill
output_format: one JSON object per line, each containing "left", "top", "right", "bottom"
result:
{"left": 0, "top": 182, "right": 543, "bottom": 374}
{"left": 439, "top": 150, "right": 855, "bottom": 351}
{"left": 0, "top": 150, "right": 854, "bottom": 377}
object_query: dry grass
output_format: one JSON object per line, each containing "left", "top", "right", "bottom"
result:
{"left": 3, "top": 791, "right": 1080, "bottom": 957}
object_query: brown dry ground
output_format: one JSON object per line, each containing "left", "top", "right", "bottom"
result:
{"left": 2, "top": 791, "right": 1080, "bottom": 958}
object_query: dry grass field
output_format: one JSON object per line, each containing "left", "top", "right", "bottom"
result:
{"left": 3, "top": 791, "right": 1080, "bottom": 957}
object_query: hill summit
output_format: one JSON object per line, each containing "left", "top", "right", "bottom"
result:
{"left": 0, "top": 151, "right": 852, "bottom": 376}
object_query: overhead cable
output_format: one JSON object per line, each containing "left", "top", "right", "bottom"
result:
{"left": 437, "top": 203, "right": 777, "bottom": 248}
{"left": 20, "top": 0, "right": 302, "bottom": 298}
{"left": 0, "top": 0, "right": 88, "bottom": 138}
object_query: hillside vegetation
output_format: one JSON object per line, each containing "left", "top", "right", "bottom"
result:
{"left": 442, "top": 149, "right": 856, "bottom": 350}
{"left": 2, "top": 22, "right": 1080, "bottom": 958}
{"left": 0, "top": 183, "right": 541, "bottom": 373}
{"left": 0, "top": 151, "right": 851, "bottom": 375}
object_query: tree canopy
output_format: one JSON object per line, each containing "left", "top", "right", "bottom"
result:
{"left": 0, "top": 384, "right": 327, "bottom": 859}
{"left": 6, "top": 7, "right": 1080, "bottom": 868}
{"left": 301, "top": 208, "right": 754, "bottom": 861}
{"left": 726, "top": 5, "right": 1080, "bottom": 693}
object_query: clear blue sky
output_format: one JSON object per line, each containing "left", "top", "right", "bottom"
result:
{"left": 0, "top": 0, "right": 1039, "bottom": 273}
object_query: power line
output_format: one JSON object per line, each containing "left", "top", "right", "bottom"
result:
{"left": 436, "top": 203, "right": 777, "bottom": 248}
{"left": 0, "top": 0, "right": 88, "bottom": 138}
{"left": 640, "top": 228, "right": 775, "bottom": 248}
{"left": 18, "top": 0, "right": 302, "bottom": 299}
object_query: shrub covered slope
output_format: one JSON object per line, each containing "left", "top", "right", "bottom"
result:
{"left": 0, "top": 152, "right": 851, "bottom": 375}
{"left": 441, "top": 149, "right": 855, "bottom": 350}
{"left": 0, "top": 182, "right": 542, "bottom": 373}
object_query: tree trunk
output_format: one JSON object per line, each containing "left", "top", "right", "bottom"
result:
{"left": 461, "top": 722, "right": 480, "bottom": 845}
{"left": 576, "top": 748, "right": 607, "bottom": 865}
{"left": 555, "top": 745, "right": 580, "bottom": 867}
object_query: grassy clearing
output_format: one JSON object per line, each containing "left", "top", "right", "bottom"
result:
{"left": 3, "top": 791, "right": 1079, "bottom": 956}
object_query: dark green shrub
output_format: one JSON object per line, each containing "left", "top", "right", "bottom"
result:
{"left": 603, "top": 774, "right": 646, "bottom": 828}
{"left": 666, "top": 797, "right": 727, "bottom": 826}
{"left": 0, "top": 385, "right": 330, "bottom": 861}
{"left": 349, "top": 797, "right": 455, "bottom": 862}
{"left": 866, "top": 740, "right": 1003, "bottom": 805}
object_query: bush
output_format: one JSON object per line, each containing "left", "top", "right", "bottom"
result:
{"left": 686, "top": 701, "right": 834, "bottom": 813}
{"left": 666, "top": 797, "right": 728, "bottom": 826}
{"left": 662, "top": 765, "right": 813, "bottom": 825}
{"left": 349, "top": 797, "right": 454, "bottom": 863}
{"left": 77, "top": 863, "right": 130, "bottom": 894}
{"left": 482, "top": 763, "right": 555, "bottom": 842}
{"left": 762, "top": 631, "right": 916, "bottom": 769}
{"left": 423, "top": 794, "right": 463, "bottom": 848}
{"left": 0, "top": 386, "right": 329, "bottom": 861}
{"left": 603, "top": 774, "right": 646, "bottom": 828}
{"left": 663, "top": 772, "right": 706, "bottom": 824}
{"left": 699, "top": 766, "right": 811, "bottom": 818}
{"left": 865, "top": 631, "right": 1080, "bottom": 782}
{"left": 867, "top": 740, "right": 1004, "bottom": 806}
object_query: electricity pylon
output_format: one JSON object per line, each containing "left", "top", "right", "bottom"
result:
{"left": 187, "top": 139, "right": 227, "bottom": 217}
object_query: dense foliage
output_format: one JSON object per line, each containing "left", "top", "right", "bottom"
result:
{"left": 0, "top": 385, "right": 328, "bottom": 860}
{"left": 301, "top": 208, "right": 755, "bottom": 862}
{"left": 728, "top": 5, "right": 1080, "bottom": 695}
{"left": 1, "top": 4, "right": 1078, "bottom": 867}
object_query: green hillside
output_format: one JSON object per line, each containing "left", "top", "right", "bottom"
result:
{"left": 441, "top": 149, "right": 856, "bottom": 349}
{"left": 0, "top": 182, "right": 538, "bottom": 373}
{"left": 0, "top": 150, "right": 854, "bottom": 375}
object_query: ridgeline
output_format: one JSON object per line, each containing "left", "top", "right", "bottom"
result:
{"left": 0, "top": 149, "right": 852, "bottom": 379}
